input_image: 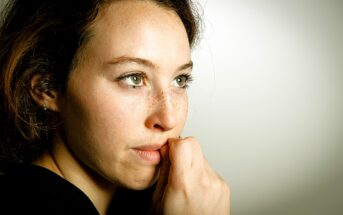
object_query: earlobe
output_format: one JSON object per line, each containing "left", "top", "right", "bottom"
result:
{"left": 30, "top": 74, "right": 60, "bottom": 112}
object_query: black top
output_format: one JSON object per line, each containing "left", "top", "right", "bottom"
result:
{"left": 0, "top": 163, "right": 154, "bottom": 214}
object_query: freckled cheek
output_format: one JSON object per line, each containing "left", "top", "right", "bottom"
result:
{"left": 181, "top": 95, "right": 189, "bottom": 123}
{"left": 63, "top": 91, "right": 131, "bottom": 141}
{"left": 171, "top": 92, "right": 189, "bottom": 126}
{"left": 92, "top": 91, "right": 188, "bottom": 137}
{"left": 96, "top": 93, "right": 150, "bottom": 134}
{"left": 91, "top": 97, "right": 143, "bottom": 135}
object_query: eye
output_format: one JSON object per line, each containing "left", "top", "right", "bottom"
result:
{"left": 117, "top": 73, "right": 146, "bottom": 88}
{"left": 173, "top": 74, "right": 193, "bottom": 88}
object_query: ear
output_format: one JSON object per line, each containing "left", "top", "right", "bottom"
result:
{"left": 30, "top": 74, "right": 60, "bottom": 112}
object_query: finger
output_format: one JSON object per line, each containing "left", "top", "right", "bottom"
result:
{"left": 152, "top": 145, "right": 170, "bottom": 204}
{"left": 184, "top": 137, "right": 204, "bottom": 168}
{"left": 167, "top": 137, "right": 194, "bottom": 177}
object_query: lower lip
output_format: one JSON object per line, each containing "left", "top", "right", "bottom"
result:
{"left": 133, "top": 149, "right": 161, "bottom": 165}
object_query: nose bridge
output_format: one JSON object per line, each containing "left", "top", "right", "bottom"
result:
{"left": 146, "top": 89, "right": 177, "bottom": 131}
{"left": 154, "top": 90, "right": 172, "bottom": 109}
{"left": 155, "top": 90, "right": 170, "bottom": 103}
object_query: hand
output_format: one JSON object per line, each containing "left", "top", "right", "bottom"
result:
{"left": 151, "top": 137, "right": 230, "bottom": 215}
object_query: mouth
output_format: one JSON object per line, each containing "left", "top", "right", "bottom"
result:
{"left": 132, "top": 144, "right": 164, "bottom": 165}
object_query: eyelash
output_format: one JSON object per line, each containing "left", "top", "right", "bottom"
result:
{"left": 117, "top": 72, "right": 147, "bottom": 89}
{"left": 116, "top": 72, "right": 193, "bottom": 89}
{"left": 177, "top": 73, "right": 193, "bottom": 89}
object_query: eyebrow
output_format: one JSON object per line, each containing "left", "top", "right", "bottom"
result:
{"left": 107, "top": 56, "right": 193, "bottom": 71}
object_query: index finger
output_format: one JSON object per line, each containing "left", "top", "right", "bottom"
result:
{"left": 167, "top": 137, "right": 203, "bottom": 176}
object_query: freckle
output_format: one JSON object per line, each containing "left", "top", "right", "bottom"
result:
{"left": 147, "top": 93, "right": 155, "bottom": 109}
{"left": 149, "top": 91, "right": 166, "bottom": 109}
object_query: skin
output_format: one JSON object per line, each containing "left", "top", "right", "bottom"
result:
{"left": 31, "top": 1, "right": 230, "bottom": 215}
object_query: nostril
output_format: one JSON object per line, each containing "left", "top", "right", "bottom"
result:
{"left": 153, "top": 124, "right": 163, "bottom": 130}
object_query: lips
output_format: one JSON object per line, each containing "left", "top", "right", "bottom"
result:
{"left": 132, "top": 144, "right": 164, "bottom": 165}
{"left": 134, "top": 144, "right": 163, "bottom": 151}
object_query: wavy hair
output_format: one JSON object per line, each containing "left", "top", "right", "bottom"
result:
{"left": 0, "top": 0, "right": 200, "bottom": 163}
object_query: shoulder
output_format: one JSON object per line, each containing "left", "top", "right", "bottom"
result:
{"left": 0, "top": 162, "right": 99, "bottom": 215}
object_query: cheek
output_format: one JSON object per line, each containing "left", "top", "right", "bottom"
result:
{"left": 68, "top": 89, "right": 145, "bottom": 145}
{"left": 95, "top": 96, "right": 148, "bottom": 145}
{"left": 59, "top": 82, "right": 149, "bottom": 178}
{"left": 173, "top": 92, "right": 189, "bottom": 126}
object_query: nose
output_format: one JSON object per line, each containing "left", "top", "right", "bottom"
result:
{"left": 145, "top": 90, "right": 177, "bottom": 132}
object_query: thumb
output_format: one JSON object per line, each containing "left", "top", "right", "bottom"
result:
{"left": 152, "top": 145, "right": 170, "bottom": 207}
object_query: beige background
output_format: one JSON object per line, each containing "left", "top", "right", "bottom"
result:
{"left": 1, "top": 0, "right": 342, "bottom": 214}
{"left": 183, "top": 0, "right": 343, "bottom": 214}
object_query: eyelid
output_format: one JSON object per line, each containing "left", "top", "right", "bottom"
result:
{"left": 116, "top": 71, "right": 147, "bottom": 81}
{"left": 116, "top": 71, "right": 147, "bottom": 88}
{"left": 177, "top": 73, "right": 193, "bottom": 82}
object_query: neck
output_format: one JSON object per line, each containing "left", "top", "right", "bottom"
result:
{"left": 33, "top": 135, "right": 117, "bottom": 215}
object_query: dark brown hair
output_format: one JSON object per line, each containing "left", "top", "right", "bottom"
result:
{"left": 0, "top": 0, "right": 200, "bottom": 163}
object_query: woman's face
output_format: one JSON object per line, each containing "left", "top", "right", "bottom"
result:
{"left": 58, "top": 1, "right": 191, "bottom": 189}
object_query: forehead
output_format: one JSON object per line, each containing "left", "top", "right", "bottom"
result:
{"left": 83, "top": 0, "right": 190, "bottom": 67}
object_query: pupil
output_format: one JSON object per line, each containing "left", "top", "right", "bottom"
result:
{"left": 132, "top": 76, "right": 140, "bottom": 84}
{"left": 178, "top": 77, "right": 185, "bottom": 86}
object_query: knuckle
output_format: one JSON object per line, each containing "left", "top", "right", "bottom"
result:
{"left": 181, "top": 137, "right": 202, "bottom": 152}
{"left": 211, "top": 175, "right": 230, "bottom": 193}
{"left": 182, "top": 136, "right": 197, "bottom": 146}
{"left": 201, "top": 178, "right": 212, "bottom": 191}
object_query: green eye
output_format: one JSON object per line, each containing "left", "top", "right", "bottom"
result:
{"left": 176, "top": 76, "right": 187, "bottom": 87}
{"left": 173, "top": 74, "right": 193, "bottom": 88}
{"left": 130, "top": 75, "right": 142, "bottom": 85}
{"left": 118, "top": 73, "right": 145, "bottom": 88}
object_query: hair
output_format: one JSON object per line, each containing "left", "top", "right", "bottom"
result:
{"left": 0, "top": 0, "right": 200, "bottom": 163}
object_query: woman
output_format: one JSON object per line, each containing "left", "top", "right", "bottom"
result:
{"left": 0, "top": 0, "right": 230, "bottom": 214}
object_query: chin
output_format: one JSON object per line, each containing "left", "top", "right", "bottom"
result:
{"left": 120, "top": 166, "right": 160, "bottom": 190}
